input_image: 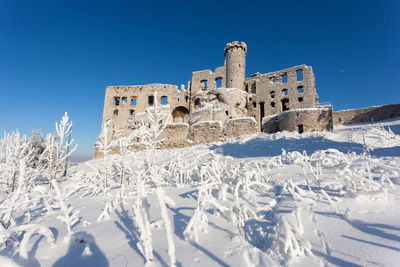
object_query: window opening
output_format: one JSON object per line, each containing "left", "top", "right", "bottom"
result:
{"left": 282, "top": 99, "right": 289, "bottom": 111}
{"left": 130, "top": 110, "right": 135, "bottom": 116}
{"left": 298, "top": 86, "right": 303, "bottom": 94}
{"left": 122, "top": 97, "right": 127, "bottom": 105}
{"left": 245, "top": 84, "right": 249, "bottom": 92}
{"left": 148, "top": 95, "right": 154, "bottom": 105}
{"left": 251, "top": 83, "right": 256, "bottom": 94}
{"left": 131, "top": 97, "right": 137, "bottom": 106}
{"left": 282, "top": 73, "right": 287, "bottom": 83}
{"left": 282, "top": 89, "right": 288, "bottom": 96}
{"left": 114, "top": 97, "right": 120, "bottom": 106}
{"left": 113, "top": 109, "right": 118, "bottom": 116}
{"left": 296, "top": 69, "right": 303, "bottom": 81}
{"left": 270, "top": 91, "right": 275, "bottom": 98}
{"left": 271, "top": 102, "right": 275, "bottom": 108}
{"left": 298, "top": 97, "right": 303, "bottom": 102}
{"left": 253, "top": 102, "right": 256, "bottom": 108}
{"left": 216, "top": 77, "right": 222, "bottom": 88}
{"left": 201, "top": 80, "right": 208, "bottom": 90}
{"left": 185, "top": 95, "right": 189, "bottom": 103}
{"left": 298, "top": 124, "right": 304, "bottom": 134}
{"left": 161, "top": 96, "right": 168, "bottom": 105}
{"left": 259, "top": 102, "right": 265, "bottom": 130}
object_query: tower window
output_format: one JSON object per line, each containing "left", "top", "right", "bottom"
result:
{"left": 271, "top": 102, "right": 275, "bottom": 108}
{"left": 148, "top": 95, "right": 154, "bottom": 105}
{"left": 113, "top": 109, "right": 118, "bottom": 116}
{"left": 282, "top": 89, "right": 288, "bottom": 96}
{"left": 253, "top": 102, "right": 256, "bottom": 108}
{"left": 270, "top": 91, "right": 275, "bottom": 98}
{"left": 130, "top": 110, "right": 135, "bottom": 116}
{"left": 185, "top": 95, "right": 189, "bottom": 103}
{"left": 122, "top": 97, "right": 127, "bottom": 104}
{"left": 114, "top": 97, "right": 120, "bottom": 106}
{"left": 298, "top": 97, "right": 303, "bottom": 102}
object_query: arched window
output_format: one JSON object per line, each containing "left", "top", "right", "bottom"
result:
{"left": 161, "top": 96, "right": 168, "bottom": 105}
{"left": 113, "top": 109, "right": 118, "bottom": 116}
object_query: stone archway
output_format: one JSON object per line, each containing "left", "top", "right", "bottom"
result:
{"left": 172, "top": 106, "right": 189, "bottom": 123}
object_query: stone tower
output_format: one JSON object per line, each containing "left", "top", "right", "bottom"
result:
{"left": 224, "top": 41, "right": 247, "bottom": 90}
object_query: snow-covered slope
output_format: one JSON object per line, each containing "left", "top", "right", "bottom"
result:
{"left": 1, "top": 119, "right": 400, "bottom": 267}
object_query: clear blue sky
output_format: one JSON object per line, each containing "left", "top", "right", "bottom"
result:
{"left": 1, "top": 0, "right": 399, "bottom": 161}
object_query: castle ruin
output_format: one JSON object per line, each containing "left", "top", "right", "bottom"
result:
{"left": 95, "top": 41, "right": 400, "bottom": 158}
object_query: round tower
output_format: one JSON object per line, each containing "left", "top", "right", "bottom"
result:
{"left": 224, "top": 41, "right": 247, "bottom": 90}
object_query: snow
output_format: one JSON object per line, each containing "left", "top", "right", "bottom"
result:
{"left": 1, "top": 118, "right": 400, "bottom": 266}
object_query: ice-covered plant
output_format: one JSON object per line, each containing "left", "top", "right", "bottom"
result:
{"left": 41, "top": 112, "right": 77, "bottom": 186}
{"left": 132, "top": 170, "right": 153, "bottom": 262}
{"left": 0, "top": 159, "right": 55, "bottom": 258}
{"left": 51, "top": 180, "right": 80, "bottom": 238}
{"left": 156, "top": 188, "right": 176, "bottom": 267}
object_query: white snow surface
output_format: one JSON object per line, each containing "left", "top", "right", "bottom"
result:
{"left": 1, "top": 118, "right": 400, "bottom": 266}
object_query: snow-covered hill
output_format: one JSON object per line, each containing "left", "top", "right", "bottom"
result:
{"left": 1, "top": 119, "right": 400, "bottom": 267}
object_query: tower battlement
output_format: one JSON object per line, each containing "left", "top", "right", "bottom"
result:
{"left": 224, "top": 41, "right": 247, "bottom": 57}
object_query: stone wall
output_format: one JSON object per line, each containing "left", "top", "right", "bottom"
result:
{"left": 191, "top": 66, "right": 226, "bottom": 94}
{"left": 225, "top": 117, "right": 258, "bottom": 138}
{"left": 190, "top": 121, "right": 224, "bottom": 144}
{"left": 158, "top": 123, "right": 189, "bottom": 149}
{"left": 101, "top": 84, "right": 190, "bottom": 135}
{"left": 333, "top": 104, "right": 400, "bottom": 125}
{"left": 262, "top": 107, "right": 332, "bottom": 134}
{"left": 245, "top": 65, "right": 318, "bottom": 129}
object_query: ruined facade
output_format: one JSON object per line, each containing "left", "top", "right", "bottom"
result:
{"left": 96, "top": 41, "right": 399, "bottom": 157}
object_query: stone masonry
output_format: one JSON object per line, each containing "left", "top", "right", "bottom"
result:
{"left": 95, "top": 41, "right": 400, "bottom": 158}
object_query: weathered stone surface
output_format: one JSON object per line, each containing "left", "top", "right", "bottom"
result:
{"left": 190, "top": 88, "right": 248, "bottom": 125}
{"left": 158, "top": 123, "right": 189, "bottom": 149}
{"left": 190, "top": 121, "right": 223, "bottom": 144}
{"left": 225, "top": 117, "right": 258, "bottom": 138}
{"left": 333, "top": 104, "right": 400, "bottom": 125}
{"left": 262, "top": 107, "right": 332, "bottom": 134}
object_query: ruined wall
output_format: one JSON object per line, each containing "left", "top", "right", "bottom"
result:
{"left": 245, "top": 65, "right": 318, "bottom": 130}
{"left": 333, "top": 104, "right": 400, "bottom": 125}
{"left": 191, "top": 66, "right": 226, "bottom": 94}
{"left": 190, "top": 121, "right": 224, "bottom": 144}
{"left": 101, "top": 84, "right": 191, "bottom": 137}
{"left": 158, "top": 123, "right": 189, "bottom": 149}
{"left": 225, "top": 117, "right": 258, "bottom": 138}
{"left": 262, "top": 107, "right": 331, "bottom": 134}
